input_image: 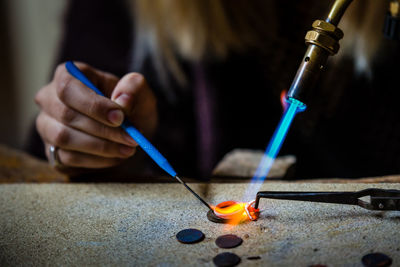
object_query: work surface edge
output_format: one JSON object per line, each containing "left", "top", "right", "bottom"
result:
{"left": 1, "top": 183, "right": 399, "bottom": 266}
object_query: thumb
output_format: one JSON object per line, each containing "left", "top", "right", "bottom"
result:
{"left": 111, "top": 73, "right": 157, "bottom": 135}
{"left": 111, "top": 73, "right": 146, "bottom": 114}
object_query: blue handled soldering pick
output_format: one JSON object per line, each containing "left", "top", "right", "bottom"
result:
{"left": 65, "top": 61, "right": 213, "bottom": 212}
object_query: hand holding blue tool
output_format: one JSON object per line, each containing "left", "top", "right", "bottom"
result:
{"left": 65, "top": 61, "right": 213, "bottom": 212}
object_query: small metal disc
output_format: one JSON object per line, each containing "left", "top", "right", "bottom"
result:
{"left": 176, "top": 228, "right": 205, "bottom": 244}
{"left": 247, "top": 256, "right": 261, "bottom": 260}
{"left": 215, "top": 234, "right": 243, "bottom": 248}
{"left": 362, "top": 253, "right": 392, "bottom": 267}
{"left": 213, "top": 252, "right": 241, "bottom": 267}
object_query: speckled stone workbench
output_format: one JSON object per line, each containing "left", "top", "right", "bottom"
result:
{"left": 1, "top": 183, "right": 399, "bottom": 266}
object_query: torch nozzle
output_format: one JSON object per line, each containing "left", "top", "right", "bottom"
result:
{"left": 175, "top": 176, "right": 214, "bottom": 212}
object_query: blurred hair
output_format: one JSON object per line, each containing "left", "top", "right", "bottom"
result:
{"left": 132, "top": 0, "right": 275, "bottom": 87}
{"left": 131, "top": 0, "right": 387, "bottom": 89}
{"left": 337, "top": 0, "right": 388, "bottom": 78}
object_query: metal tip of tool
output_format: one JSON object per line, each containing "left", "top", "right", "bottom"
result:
{"left": 175, "top": 175, "right": 214, "bottom": 212}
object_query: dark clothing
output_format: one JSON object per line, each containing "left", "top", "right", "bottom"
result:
{"left": 28, "top": 0, "right": 400, "bottom": 179}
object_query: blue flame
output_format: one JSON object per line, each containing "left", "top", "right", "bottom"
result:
{"left": 243, "top": 98, "right": 306, "bottom": 201}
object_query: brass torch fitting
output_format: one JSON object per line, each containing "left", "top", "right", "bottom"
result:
{"left": 390, "top": 0, "right": 400, "bottom": 17}
{"left": 385, "top": 0, "right": 400, "bottom": 40}
{"left": 286, "top": 19, "right": 344, "bottom": 102}
{"left": 286, "top": 0, "right": 353, "bottom": 104}
{"left": 305, "top": 20, "right": 344, "bottom": 55}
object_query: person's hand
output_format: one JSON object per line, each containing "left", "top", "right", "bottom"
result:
{"left": 35, "top": 62, "right": 157, "bottom": 170}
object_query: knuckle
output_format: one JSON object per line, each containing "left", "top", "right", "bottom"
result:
{"left": 56, "top": 75, "right": 73, "bottom": 102}
{"left": 99, "top": 125, "right": 114, "bottom": 140}
{"left": 117, "top": 129, "right": 128, "bottom": 143}
{"left": 100, "top": 126, "right": 126, "bottom": 146}
{"left": 59, "top": 105, "right": 77, "bottom": 125}
{"left": 98, "top": 141, "right": 111, "bottom": 156}
{"left": 87, "top": 98, "right": 103, "bottom": 116}
{"left": 90, "top": 139, "right": 108, "bottom": 156}
{"left": 53, "top": 126, "right": 70, "bottom": 147}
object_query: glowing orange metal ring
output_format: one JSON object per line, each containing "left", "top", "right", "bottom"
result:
{"left": 213, "top": 201, "right": 244, "bottom": 219}
{"left": 213, "top": 200, "right": 259, "bottom": 224}
{"left": 245, "top": 200, "right": 258, "bottom": 221}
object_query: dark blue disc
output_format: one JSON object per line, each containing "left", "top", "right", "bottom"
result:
{"left": 362, "top": 252, "right": 392, "bottom": 267}
{"left": 215, "top": 234, "right": 243, "bottom": 248}
{"left": 213, "top": 252, "right": 241, "bottom": 267}
{"left": 176, "top": 228, "right": 205, "bottom": 244}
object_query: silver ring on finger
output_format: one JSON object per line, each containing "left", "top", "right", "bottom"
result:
{"left": 49, "top": 145, "right": 63, "bottom": 168}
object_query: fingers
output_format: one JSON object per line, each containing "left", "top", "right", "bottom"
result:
{"left": 53, "top": 64, "right": 124, "bottom": 127}
{"left": 37, "top": 112, "right": 136, "bottom": 160}
{"left": 35, "top": 83, "right": 137, "bottom": 147}
{"left": 34, "top": 62, "right": 156, "bottom": 170}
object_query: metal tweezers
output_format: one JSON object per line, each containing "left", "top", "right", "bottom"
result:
{"left": 254, "top": 188, "right": 400, "bottom": 211}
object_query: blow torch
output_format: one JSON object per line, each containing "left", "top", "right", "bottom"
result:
{"left": 287, "top": 0, "right": 400, "bottom": 104}
{"left": 286, "top": 0, "right": 351, "bottom": 104}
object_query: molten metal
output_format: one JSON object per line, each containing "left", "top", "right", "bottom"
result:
{"left": 212, "top": 200, "right": 259, "bottom": 225}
